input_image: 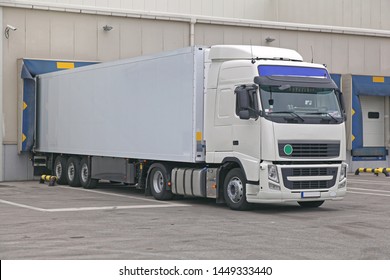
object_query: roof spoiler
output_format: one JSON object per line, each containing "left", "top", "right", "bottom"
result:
{"left": 254, "top": 76, "right": 338, "bottom": 89}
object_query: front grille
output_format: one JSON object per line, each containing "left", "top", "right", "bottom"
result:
{"left": 281, "top": 167, "right": 337, "bottom": 190}
{"left": 292, "top": 181, "right": 328, "bottom": 190}
{"left": 279, "top": 142, "right": 340, "bottom": 158}
{"left": 292, "top": 168, "right": 329, "bottom": 176}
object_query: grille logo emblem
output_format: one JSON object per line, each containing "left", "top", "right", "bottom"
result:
{"left": 284, "top": 144, "right": 293, "bottom": 155}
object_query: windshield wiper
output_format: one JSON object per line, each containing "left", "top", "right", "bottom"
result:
{"left": 268, "top": 111, "right": 304, "bottom": 122}
{"left": 304, "top": 112, "right": 339, "bottom": 122}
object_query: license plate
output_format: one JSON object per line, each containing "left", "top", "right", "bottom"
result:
{"left": 301, "top": 191, "right": 321, "bottom": 198}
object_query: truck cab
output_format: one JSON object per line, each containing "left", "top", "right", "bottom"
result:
{"left": 205, "top": 45, "right": 347, "bottom": 209}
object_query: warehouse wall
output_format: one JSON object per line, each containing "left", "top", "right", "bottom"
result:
{"left": 274, "top": 0, "right": 390, "bottom": 30}
{"left": 0, "top": 0, "right": 272, "bottom": 20}
{"left": 1, "top": 2, "right": 390, "bottom": 180}
{"left": 3, "top": 0, "right": 390, "bottom": 31}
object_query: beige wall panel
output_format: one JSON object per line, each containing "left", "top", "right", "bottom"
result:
{"left": 195, "top": 24, "right": 224, "bottom": 46}
{"left": 330, "top": 35, "right": 349, "bottom": 74}
{"left": 97, "top": 16, "right": 120, "bottom": 61}
{"left": 133, "top": 0, "right": 145, "bottom": 11}
{"left": 278, "top": 31, "right": 298, "bottom": 52}
{"left": 155, "top": 0, "right": 168, "bottom": 13}
{"left": 223, "top": 26, "right": 244, "bottom": 45}
{"left": 144, "top": 0, "right": 157, "bottom": 11}
{"left": 167, "top": 0, "right": 180, "bottom": 14}
{"left": 190, "top": 0, "right": 202, "bottom": 16}
{"left": 342, "top": 0, "right": 353, "bottom": 27}
{"left": 83, "top": 0, "right": 96, "bottom": 7}
{"left": 121, "top": 0, "right": 133, "bottom": 10}
{"left": 120, "top": 19, "right": 142, "bottom": 59}
{"left": 348, "top": 36, "right": 365, "bottom": 75}
{"left": 364, "top": 38, "right": 381, "bottom": 75}
{"left": 351, "top": 0, "right": 362, "bottom": 28}
{"left": 74, "top": 14, "right": 98, "bottom": 60}
{"left": 68, "top": 1, "right": 83, "bottom": 5}
{"left": 25, "top": 10, "right": 51, "bottom": 58}
{"left": 50, "top": 12, "right": 75, "bottom": 59}
{"left": 179, "top": 0, "right": 191, "bottom": 15}
{"left": 108, "top": 0, "right": 121, "bottom": 9}
{"left": 243, "top": 0, "right": 260, "bottom": 21}
{"left": 370, "top": 0, "right": 382, "bottom": 30}
{"left": 3, "top": 8, "right": 27, "bottom": 144}
{"left": 297, "top": 32, "right": 332, "bottom": 68}
{"left": 212, "top": 0, "right": 224, "bottom": 18}
{"left": 380, "top": 40, "right": 390, "bottom": 74}
{"left": 261, "top": 31, "right": 280, "bottom": 48}
{"left": 141, "top": 20, "right": 163, "bottom": 55}
{"left": 242, "top": 28, "right": 263, "bottom": 46}
{"left": 223, "top": 0, "right": 234, "bottom": 19}
{"left": 95, "top": 0, "right": 108, "bottom": 8}
{"left": 201, "top": 0, "right": 213, "bottom": 16}
{"left": 163, "top": 21, "right": 188, "bottom": 51}
{"left": 380, "top": 1, "right": 390, "bottom": 30}
{"left": 361, "top": 0, "right": 371, "bottom": 28}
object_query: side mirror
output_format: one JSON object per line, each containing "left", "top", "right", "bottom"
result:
{"left": 235, "top": 84, "right": 259, "bottom": 120}
{"left": 235, "top": 87, "right": 250, "bottom": 110}
{"left": 238, "top": 110, "right": 250, "bottom": 120}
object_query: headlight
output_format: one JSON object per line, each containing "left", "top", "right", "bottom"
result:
{"left": 339, "top": 163, "right": 348, "bottom": 182}
{"left": 268, "top": 165, "right": 279, "bottom": 183}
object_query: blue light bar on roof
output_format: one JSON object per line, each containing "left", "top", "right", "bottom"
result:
{"left": 258, "top": 65, "right": 330, "bottom": 79}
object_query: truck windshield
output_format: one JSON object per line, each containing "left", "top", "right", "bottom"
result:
{"left": 260, "top": 85, "right": 343, "bottom": 124}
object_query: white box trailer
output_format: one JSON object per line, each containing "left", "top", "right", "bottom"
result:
{"left": 30, "top": 45, "right": 347, "bottom": 210}
{"left": 36, "top": 47, "right": 206, "bottom": 163}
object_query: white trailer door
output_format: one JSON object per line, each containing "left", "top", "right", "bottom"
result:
{"left": 360, "top": 95, "right": 385, "bottom": 146}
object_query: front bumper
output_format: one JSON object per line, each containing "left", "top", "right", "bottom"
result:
{"left": 246, "top": 162, "right": 347, "bottom": 204}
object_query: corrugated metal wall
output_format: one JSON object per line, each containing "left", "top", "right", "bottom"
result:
{"left": 2, "top": 0, "right": 390, "bottom": 179}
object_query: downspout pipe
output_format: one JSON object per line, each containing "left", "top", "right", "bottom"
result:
{"left": 190, "top": 17, "right": 196, "bottom": 47}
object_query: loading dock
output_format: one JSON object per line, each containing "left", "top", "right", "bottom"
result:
{"left": 342, "top": 75, "right": 390, "bottom": 170}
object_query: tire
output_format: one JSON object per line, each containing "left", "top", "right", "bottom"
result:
{"left": 148, "top": 164, "right": 173, "bottom": 200}
{"left": 79, "top": 157, "right": 98, "bottom": 189}
{"left": 53, "top": 155, "right": 68, "bottom": 185}
{"left": 66, "top": 157, "right": 81, "bottom": 187}
{"left": 298, "top": 200, "right": 324, "bottom": 208}
{"left": 223, "top": 168, "right": 251, "bottom": 210}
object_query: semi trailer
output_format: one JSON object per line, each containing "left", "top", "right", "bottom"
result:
{"left": 28, "top": 45, "right": 347, "bottom": 210}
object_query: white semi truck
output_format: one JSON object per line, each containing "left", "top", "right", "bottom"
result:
{"left": 31, "top": 45, "right": 347, "bottom": 210}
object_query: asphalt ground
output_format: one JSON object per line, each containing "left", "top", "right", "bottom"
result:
{"left": 0, "top": 174, "right": 389, "bottom": 260}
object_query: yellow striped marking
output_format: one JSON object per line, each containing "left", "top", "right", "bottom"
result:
{"left": 196, "top": 131, "right": 202, "bottom": 141}
{"left": 22, "top": 133, "right": 26, "bottom": 142}
{"left": 23, "top": 102, "right": 28, "bottom": 110}
{"left": 373, "top": 76, "right": 385, "bottom": 83}
{"left": 352, "top": 108, "right": 355, "bottom": 116}
{"left": 352, "top": 134, "right": 355, "bottom": 141}
{"left": 57, "top": 62, "right": 75, "bottom": 69}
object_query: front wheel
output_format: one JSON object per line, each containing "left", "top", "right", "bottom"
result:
{"left": 298, "top": 200, "right": 324, "bottom": 208}
{"left": 223, "top": 168, "right": 251, "bottom": 210}
{"left": 148, "top": 164, "right": 173, "bottom": 200}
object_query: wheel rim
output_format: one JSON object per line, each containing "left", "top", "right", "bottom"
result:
{"left": 227, "top": 176, "right": 244, "bottom": 203}
{"left": 152, "top": 170, "right": 164, "bottom": 194}
{"left": 68, "top": 162, "right": 75, "bottom": 181}
{"left": 81, "top": 163, "right": 89, "bottom": 183}
{"left": 55, "top": 162, "right": 62, "bottom": 178}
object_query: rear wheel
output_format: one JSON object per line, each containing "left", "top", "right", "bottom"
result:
{"left": 148, "top": 164, "right": 173, "bottom": 200}
{"left": 54, "top": 155, "right": 67, "bottom": 185}
{"left": 224, "top": 168, "right": 251, "bottom": 210}
{"left": 66, "top": 157, "right": 81, "bottom": 187}
{"left": 79, "top": 157, "right": 98, "bottom": 189}
{"left": 298, "top": 200, "right": 324, "bottom": 208}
